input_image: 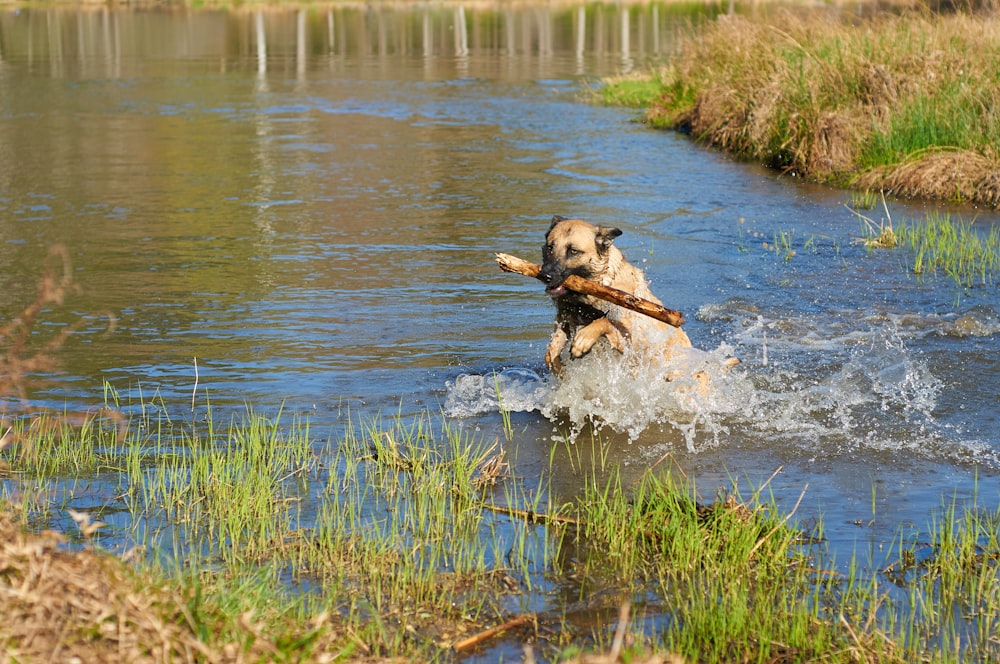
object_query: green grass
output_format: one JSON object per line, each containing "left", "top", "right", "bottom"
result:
{"left": 597, "top": 72, "right": 668, "bottom": 108}
{"left": 896, "top": 213, "right": 1000, "bottom": 287}
{"left": 849, "top": 189, "right": 879, "bottom": 211}
{"left": 855, "top": 209, "right": 1000, "bottom": 287}
{"left": 6, "top": 398, "right": 1000, "bottom": 660}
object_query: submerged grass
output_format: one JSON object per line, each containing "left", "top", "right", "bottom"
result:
{"left": 4, "top": 396, "right": 1000, "bottom": 660}
{"left": 601, "top": 10, "right": 1000, "bottom": 207}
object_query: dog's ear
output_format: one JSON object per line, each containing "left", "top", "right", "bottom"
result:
{"left": 549, "top": 215, "right": 568, "bottom": 230}
{"left": 595, "top": 226, "right": 623, "bottom": 253}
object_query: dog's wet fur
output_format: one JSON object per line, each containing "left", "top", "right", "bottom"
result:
{"left": 539, "top": 215, "right": 693, "bottom": 375}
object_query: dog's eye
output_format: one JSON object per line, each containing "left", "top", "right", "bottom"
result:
{"left": 567, "top": 247, "right": 582, "bottom": 257}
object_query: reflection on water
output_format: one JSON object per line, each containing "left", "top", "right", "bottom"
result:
{"left": 0, "top": 2, "right": 723, "bottom": 417}
{"left": 0, "top": 2, "right": 696, "bottom": 78}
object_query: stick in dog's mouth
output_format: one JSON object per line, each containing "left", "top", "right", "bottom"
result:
{"left": 495, "top": 252, "right": 685, "bottom": 328}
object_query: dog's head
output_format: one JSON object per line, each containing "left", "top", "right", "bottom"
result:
{"left": 539, "top": 215, "right": 622, "bottom": 297}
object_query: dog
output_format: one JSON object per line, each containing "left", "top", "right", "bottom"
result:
{"left": 538, "top": 215, "right": 694, "bottom": 375}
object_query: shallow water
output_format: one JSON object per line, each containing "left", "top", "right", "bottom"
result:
{"left": 4, "top": 0, "right": 1000, "bottom": 650}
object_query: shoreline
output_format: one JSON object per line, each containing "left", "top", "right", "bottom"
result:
{"left": 603, "top": 8, "right": 1000, "bottom": 208}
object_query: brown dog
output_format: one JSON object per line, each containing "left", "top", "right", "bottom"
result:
{"left": 538, "top": 215, "right": 693, "bottom": 375}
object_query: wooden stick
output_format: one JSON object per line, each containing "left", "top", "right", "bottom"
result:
{"left": 452, "top": 613, "right": 536, "bottom": 652}
{"left": 481, "top": 502, "right": 584, "bottom": 527}
{"left": 495, "top": 252, "right": 685, "bottom": 328}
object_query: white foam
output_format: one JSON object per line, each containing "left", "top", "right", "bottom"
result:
{"left": 443, "top": 315, "right": 995, "bottom": 465}
{"left": 443, "top": 368, "right": 554, "bottom": 418}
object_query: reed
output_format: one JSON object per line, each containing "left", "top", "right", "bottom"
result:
{"left": 605, "top": 11, "right": 1000, "bottom": 207}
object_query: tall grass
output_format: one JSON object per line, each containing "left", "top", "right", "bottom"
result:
{"left": 608, "top": 11, "right": 1000, "bottom": 207}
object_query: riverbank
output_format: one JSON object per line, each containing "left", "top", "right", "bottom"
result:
{"left": 602, "top": 9, "right": 1000, "bottom": 208}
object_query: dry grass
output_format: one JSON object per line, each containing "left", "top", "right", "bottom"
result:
{"left": 857, "top": 147, "right": 1000, "bottom": 208}
{"left": 0, "top": 509, "right": 406, "bottom": 663}
{"left": 0, "top": 513, "right": 211, "bottom": 662}
{"left": 641, "top": 10, "right": 1000, "bottom": 206}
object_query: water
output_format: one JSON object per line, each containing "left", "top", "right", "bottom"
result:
{"left": 4, "top": 0, "right": 1000, "bottom": 640}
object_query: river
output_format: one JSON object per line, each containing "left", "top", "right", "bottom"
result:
{"left": 3, "top": 0, "right": 1000, "bottom": 635}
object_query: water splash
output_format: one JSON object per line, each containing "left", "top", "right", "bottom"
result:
{"left": 444, "top": 307, "right": 1000, "bottom": 466}
{"left": 445, "top": 337, "right": 746, "bottom": 452}
{"left": 443, "top": 368, "right": 553, "bottom": 418}
{"left": 538, "top": 341, "right": 745, "bottom": 450}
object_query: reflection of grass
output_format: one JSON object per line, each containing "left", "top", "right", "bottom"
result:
{"left": 0, "top": 246, "right": 77, "bottom": 405}
{"left": 0, "top": 245, "right": 115, "bottom": 417}
{"left": 8, "top": 398, "right": 1000, "bottom": 660}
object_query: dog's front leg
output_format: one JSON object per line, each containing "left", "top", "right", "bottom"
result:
{"left": 545, "top": 325, "right": 569, "bottom": 374}
{"left": 571, "top": 317, "right": 626, "bottom": 358}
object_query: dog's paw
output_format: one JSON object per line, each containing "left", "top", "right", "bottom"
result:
{"left": 546, "top": 328, "right": 568, "bottom": 374}
{"left": 571, "top": 318, "right": 624, "bottom": 358}
{"left": 545, "top": 352, "right": 564, "bottom": 376}
{"left": 570, "top": 333, "right": 598, "bottom": 358}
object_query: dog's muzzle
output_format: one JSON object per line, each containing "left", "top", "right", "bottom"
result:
{"left": 538, "top": 264, "right": 568, "bottom": 297}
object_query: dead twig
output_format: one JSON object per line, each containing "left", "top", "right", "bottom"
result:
{"left": 480, "top": 502, "right": 583, "bottom": 528}
{"left": 452, "top": 613, "right": 536, "bottom": 652}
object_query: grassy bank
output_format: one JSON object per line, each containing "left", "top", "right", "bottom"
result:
{"left": 602, "top": 10, "right": 1000, "bottom": 207}
{"left": 3, "top": 402, "right": 1000, "bottom": 661}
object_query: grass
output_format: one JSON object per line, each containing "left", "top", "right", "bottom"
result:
{"left": 895, "top": 213, "right": 1000, "bottom": 286}
{"left": 600, "top": 10, "right": 1000, "bottom": 208}
{"left": 598, "top": 71, "right": 669, "bottom": 108}
{"left": 6, "top": 400, "right": 1000, "bottom": 660}
{"left": 854, "top": 206, "right": 1000, "bottom": 286}
{"left": 850, "top": 189, "right": 880, "bottom": 211}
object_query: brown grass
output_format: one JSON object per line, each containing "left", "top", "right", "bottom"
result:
{"left": 642, "top": 10, "right": 1000, "bottom": 206}
{"left": 0, "top": 510, "right": 406, "bottom": 663}
{"left": 857, "top": 148, "right": 1000, "bottom": 207}
{"left": 0, "top": 513, "right": 207, "bottom": 662}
